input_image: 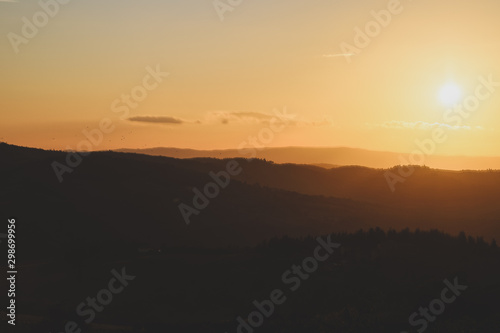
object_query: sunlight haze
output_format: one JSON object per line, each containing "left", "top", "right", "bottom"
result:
{"left": 1, "top": 0, "right": 499, "bottom": 159}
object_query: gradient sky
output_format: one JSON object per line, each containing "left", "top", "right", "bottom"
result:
{"left": 1, "top": 0, "right": 500, "bottom": 156}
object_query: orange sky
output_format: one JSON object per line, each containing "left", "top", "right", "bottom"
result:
{"left": 1, "top": 0, "right": 499, "bottom": 157}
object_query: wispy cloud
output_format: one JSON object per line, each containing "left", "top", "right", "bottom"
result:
{"left": 322, "top": 53, "right": 355, "bottom": 59}
{"left": 127, "top": 116, "right": 184, "bottom": 125}
{"left": 126, "top": 111, "right": 332, "bottom": 128}
{"left": 207, "top": 110, "right": 334, "bottom": 127}
{"left": 309, "top": 118, "right": 335, "bottom": 127}
{"left": 366, "top": 120, "right": 484, "bottom": 131}
{"left": 207, "top": 111, "right": 278, "bottom": 125}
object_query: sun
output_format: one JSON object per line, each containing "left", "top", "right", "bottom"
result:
{"left": 438, "top": 83, "right": 462, "bottom": 107}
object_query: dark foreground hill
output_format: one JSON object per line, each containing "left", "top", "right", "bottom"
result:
{"left": 0, "top": 143, "right": 392, "bottom": 255}
{"left": 1, "top": 229, "right": 499, "bottom": 332}
{"left": 162, "top": 157, "right": 500, "bottom": 241}
{"left": 1, "top": 142, "right": 500, "bottom": 255}
{"left": 1, "top": 143, "right": 500, "bottom": 332}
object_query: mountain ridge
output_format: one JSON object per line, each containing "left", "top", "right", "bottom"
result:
{"left": 115, "top": 146, "right": 500, "bottom": 170}
{"left": 1, "top": 142, "right": 499, "bottom": 250}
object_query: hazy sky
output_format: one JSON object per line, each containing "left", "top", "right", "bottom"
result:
{"left": 1, "top": 0, "right": 500, "bottom": 156}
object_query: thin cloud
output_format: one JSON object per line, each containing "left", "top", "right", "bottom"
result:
{"left": 367, "top": 120, "right": 484, "bottom": 131}
{"left": 207, "top": 111, "right": 279, "bottom": 125}
{"left": 207, "top": 110, "right": 333, "bottom": 127}
{"left": 128, "top": 116, "right": 184, "bottom": 125}
{"left": 322, "top": 53, "right": 355, "bottom": 58}
{"left": 310, "top": 118, "right": 335, "bottom": 127}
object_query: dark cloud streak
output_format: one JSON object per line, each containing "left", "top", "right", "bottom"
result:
{"left": 128, "top": 116, "right": 184, "bottom": 124}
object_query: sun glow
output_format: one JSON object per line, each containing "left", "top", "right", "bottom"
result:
{"left": 439, "top": 83, "right": 462, "bottom": 107}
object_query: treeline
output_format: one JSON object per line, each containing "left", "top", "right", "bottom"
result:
{"left": 10, "top": 228, "right": 500, "bottom": 332}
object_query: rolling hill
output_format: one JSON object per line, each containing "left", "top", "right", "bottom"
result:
{"left": 1, "top": 142, "right": 499, "bottom": 254}
{"left": 116, "top": 146, "right": 500, "bottom": 170}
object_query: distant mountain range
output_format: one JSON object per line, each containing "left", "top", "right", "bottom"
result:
{"left": 115, "top": 146, "right": 500, "bottom": 170}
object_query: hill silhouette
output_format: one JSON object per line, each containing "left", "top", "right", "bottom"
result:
{"left": 116, "top": 146, "right": 500, "bottom": 170}
{"left": 1, "top": 143, "right": 500, "bottom": 332}
{"left": 1, "top": 142, "right": 500, "bottom": 255}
